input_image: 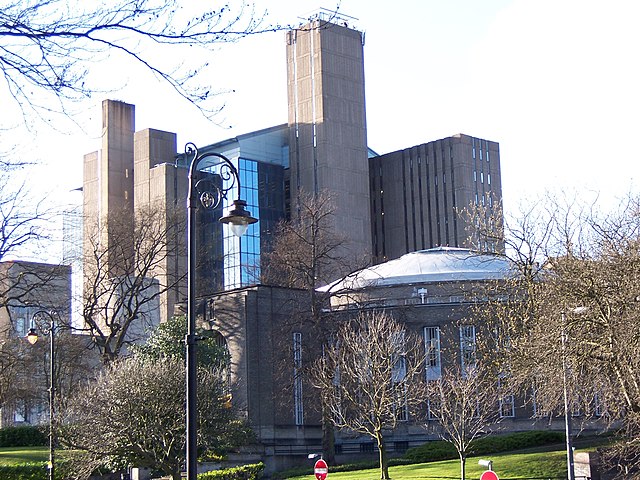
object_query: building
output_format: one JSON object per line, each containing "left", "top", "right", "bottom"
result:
{"left": 286, "top": 12, "right": 371, "bottom": 258}
{"left": 77, "top": 11, "right": 506, "bottom": 472}
{"left": 82, "top": 13, "right": 502, "bottom": 322}
{"left": 207, "top": 248, "right": 565, "bottom": 473}
{"left": 370, "top": 135, "right": 502, "bottom": 263}
{"left": 0, "top": 260, "right": 72, "bottom": 426}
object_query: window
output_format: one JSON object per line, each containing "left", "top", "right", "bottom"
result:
{"left": 15, "top": 316, "right": 25, "bottom": 337}
{"left": 594, "top": 392, "right": 604, "bottom": 417}
{"left": 499, "top": 394, "right": 515, "bottom": 417}
{"left": 392, "top": 332, "right": 408, "bottom": 421}
{"left": 424, "top": 327, "right": 441, "bottom": 380}
{"left": 293, "top": 332, "right": 304, "bottom": 426}
{"left": 459, "top": 325, "right": 476, "bottom": 371}
{"left": 427, "top": 396, "right": 440, "bottom": 420}
{"left": 360, "top": 442, "right": 375, "bottom": 453}
{"left": 394, "top": 441, "right": 409, "bottom": 454}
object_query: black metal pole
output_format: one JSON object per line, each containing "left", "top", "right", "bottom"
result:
{"left": 184, "top": 145, "right": 256, "bottom": 479}
{"left": 561, "top": 312, "right": 575, "bottom": 480}
{"left": 49, "top": 315, "right": 55, "bottom": 480}
{"left": 186, "top": 155, "right": 199, "bottom": 480}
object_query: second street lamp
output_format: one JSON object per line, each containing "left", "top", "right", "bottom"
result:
{"left": 184, "top": 143, "right": 257, "bottom": 480}
{"left": 25, "top": 310, "right": 60, "bottom": 480}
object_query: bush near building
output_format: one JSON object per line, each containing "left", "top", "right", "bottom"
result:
{"left": 404, "top": 430, "right": 565, "bottom": 463}
{"left": 0, "top": 427, "right": 47, "bottom": 448}
{"left": 197, "top": 463, "right": 264, "bottom": 479}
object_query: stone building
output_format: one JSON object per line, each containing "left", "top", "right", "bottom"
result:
{"left": 204, "top": 247, "right": 562, "bottom": 472}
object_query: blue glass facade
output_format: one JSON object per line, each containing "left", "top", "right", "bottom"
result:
{"left": 203, "top": 125, "right": 289, "bottom": 291}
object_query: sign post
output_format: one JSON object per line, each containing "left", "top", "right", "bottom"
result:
{"left": 314, "top": 458, "right": 328, "bottom": 480}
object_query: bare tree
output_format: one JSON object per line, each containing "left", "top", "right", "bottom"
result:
{"left": 313, "top": 311, "right": 426, "bottom": 480}
{"left": 424, "top": 363, "right": 499, "bottom": 480}
{"left": 59, "top": 354, "right": 250, "bottom": 480}
{"left": 465, "top": 193, "right": 640, "bottom": 476}
{"left": 81, "top": 203, "right": 185, "bottom": 363}
{"left": 262, "top": 190, "right": 363, "bottom": 462}
{"left": 0, "top": 0, "right": 281, "bottom": 122}
{"left": 262, "top": 190, "right": 352, "bottom": 293}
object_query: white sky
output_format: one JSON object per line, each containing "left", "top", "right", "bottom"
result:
{"left": 11, "top": 0, "right": 640, "bottom": 261}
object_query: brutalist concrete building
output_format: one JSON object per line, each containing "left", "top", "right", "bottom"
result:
{"left": 206, "top": 248, "right": 546, "bottom": 473}
{"left": 80, "top": 10, "right": 505, "bottom": 472}
{"left": 82, "top": 12, "right": 503, "bottom": 317}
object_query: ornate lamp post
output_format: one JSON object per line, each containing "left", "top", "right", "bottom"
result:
{"left": 184, "top": 143, "right": 257, "bottom": 479}
{"left": 560, "top": 306, "right": 588, "bottom": 480}
{"left": 25, "top": 310, "right": 60, "bottom": 480}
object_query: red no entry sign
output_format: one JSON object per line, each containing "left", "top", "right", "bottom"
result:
{"left": 480, "top": 470, "right": 499, "bottom": 480}
{"left": 314, "top": 458, "right": 328, "bottom": 480}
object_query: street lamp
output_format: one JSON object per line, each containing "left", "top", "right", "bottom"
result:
{"left": 25, "top": 310, "right": 60, "bottom": 480}
{"left": 560, "top": 306, "right": 588, "bottom": 480}
{"left": 184, "top": 143, "right": 257, "bottom": 480}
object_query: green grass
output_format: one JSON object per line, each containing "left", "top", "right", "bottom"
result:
{"left": 0, "top": 446, "right": 48, "bottom": 465}
{"left": 285, "top": 450, "right": 568, "bottom": 479}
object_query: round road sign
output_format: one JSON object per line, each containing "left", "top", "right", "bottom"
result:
{"left": 314, "top": 458, "right": 328, "bottom": 480}
{"left": 480, "top": 470, "right": 499, "bottom": 480}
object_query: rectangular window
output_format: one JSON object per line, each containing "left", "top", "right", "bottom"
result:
{"left": 427, "top": 395, "right": 440, "bottom": 420}
{"left": 394, "top": 441, "right": 409, "bottom": 454}
{"left": 15, "top": 316, "right": 25, "bottom": 337}
{"left": 392, "top": 332, "right": 408, "bottom": 421}
{"left": 459, "top": 325, "right": 476, "bottom": 372}
{"left": 424, "top": 327, "right": 441, "bottom": 380}
{"left": 594, "top": 392, "right": 604, "bottom": 417}
{"left": 293, "top": 332, "right": 304, "bottom": 426}
{"left": 360, "top": 442, "right": 375, "bottom": 453}
{"left": 499, "top": 394, "right": 515, "bottom": 418}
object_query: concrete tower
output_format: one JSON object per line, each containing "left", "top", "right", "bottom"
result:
{"left": 83, "top": 100, "right": 136, "bottom": 274}
{"left": 286, "top": 13, "right": 372, "bottom": 259}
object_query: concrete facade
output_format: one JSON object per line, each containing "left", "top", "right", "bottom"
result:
{"left": 204, "top": 249, "right": 573, "bottom": 473}
{"left": 0, "top": 260, "right": 72, "bottom": 427}
{"left": 370, "top": 134, "right": 502, "bottom": 263}
{"left": 287, "top": 18, "right": 372, "bottom": 260}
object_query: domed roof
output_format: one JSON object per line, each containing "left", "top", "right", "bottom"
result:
{"left": 319, "top": 247, "right": 513, "bottom": 292}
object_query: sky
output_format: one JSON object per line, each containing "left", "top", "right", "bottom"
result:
{"left": 9, "top": 0, "right": 640, "bottom": 261}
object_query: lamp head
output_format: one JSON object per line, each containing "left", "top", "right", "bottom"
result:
{"left": 26, "top": 328, "right": 38, "bottom": 345}
{"left": 219, "top": 199, "right": 258, "bottom": 237}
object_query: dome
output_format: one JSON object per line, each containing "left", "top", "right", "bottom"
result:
{"left": 319, "top": 247, "right": 513, "bottom": 292}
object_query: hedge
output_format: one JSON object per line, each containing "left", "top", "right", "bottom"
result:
{"left": 0, "top": 426, "right": 48, "bottom": 448}
{"left": 198, "top": 463, "right": 265, "bottom": 480}
{"left": 404, "top": 430, "right": 566, "bottom": 463}
{"left": 0, "top": 464, "right": 47, "bottom": 480}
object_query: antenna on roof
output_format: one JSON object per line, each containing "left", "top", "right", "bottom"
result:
{"left": 298, "top": 7, "right": 359, "bottom": 28}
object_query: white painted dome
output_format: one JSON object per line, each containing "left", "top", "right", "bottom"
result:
{"left": 319, "top": 247, "right": 513, "bottom": 292}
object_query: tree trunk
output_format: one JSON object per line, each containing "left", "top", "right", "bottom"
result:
{"left": 321, "top": 406, "right": 336, "bottom": 465}
{"left": 376, "top": 430, "right": 390, "bottom": 480}
{"left": 460, "top": 453, "right": 466, "bottom": 480}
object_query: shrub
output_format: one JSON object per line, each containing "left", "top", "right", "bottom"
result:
{"left": 0, "top": 426, "right": 48, "bottom": 448}
{"left": 198, "top": 462, "right": 264, "bottom": 480}
{"left": 404, "top": 430, "right": 566, "bottom": 463}
{"left": 0, "top": 464, "right": 47, "bottom": 480}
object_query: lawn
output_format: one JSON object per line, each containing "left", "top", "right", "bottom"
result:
{"left": 286, "top": 450, "right": 568, "bottom": 479}
{"left": 0, "top": 446, "right": 48, "bottom": 465}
